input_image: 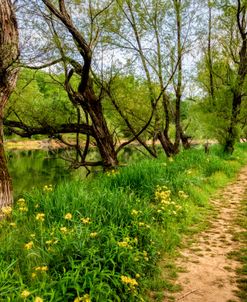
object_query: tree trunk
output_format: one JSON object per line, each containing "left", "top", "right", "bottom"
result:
{"left": 0, "top": 0, "right": 19, "bottom": 209}
{"left": 224, "top": 93, "right": 242, "bottom": 154}
{"left": 157, "top": 132, "right": 179, "bottom": 157}
{"left": 224, "top": 2, "right": 247, "bottom": 153}
{"left": 180, "top": 127, "right": 191, "bottom": 149}
{"left": 85, "top": 88, "right": 118, "bottom": 169}
{"left": 0, "top": 118, "right": 12, "bottom": 209}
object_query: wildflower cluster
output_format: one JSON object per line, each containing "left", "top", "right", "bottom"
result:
{"left": 34, "top": 266, "right": 48, "bottom": 272}
{"left": 43, "top": 184, "right": 53, "bottom": 192}
{"left": 90, "top": 232, "right": 98, "bottom": 238}
{"left": 130, "top": 208, "right": 151, "bottom": 230}
{"left": 106, "top": 169, "right": 119, "bottom": 177}
{"left": 117, "top": 236, "right": 137, "bottom": 249}
{"left": 81, "top": 217, "right": 91, "bottom": 224}
{"left": 154, "top": 185, "right": 183, "bottom": 217}
{"left": 74, "top": 294, "right": 91, "bottom": 302}
{"left": 21, "top": 290, "right": 31, "bottom": 298}
{"left": 60, "top": 226, "right": 68, "bottom": 233}
{"left": 121, "top": 275, "right": 138, "bottom": 287}
{"left": 24, "top": 241, "right": 34, "bottom": 250}
{"left": 131, "top": 209, "right": 139, "bottom": 216}
{"left": 1, "top": 206, "right": 12, "bottom": 216}
{"left": 36, "top": 213, "right": 45, "bottom": 222}
{"left": 17, "top": 198, "right": 28, "bottom": 212}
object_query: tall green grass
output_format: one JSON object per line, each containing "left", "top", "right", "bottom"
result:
{"left": 0, "top": 144, "right": 246, "bottom": 301}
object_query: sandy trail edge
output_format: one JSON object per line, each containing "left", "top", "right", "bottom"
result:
{"left": 165, "top": 165, "right": 247, "bottom": 302}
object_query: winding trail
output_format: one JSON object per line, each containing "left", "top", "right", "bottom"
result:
{"left": 167, "top": 166, "right": 247, "bottom": 302}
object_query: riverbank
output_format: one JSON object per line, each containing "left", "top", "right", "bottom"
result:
{"left": 4, "top": 138, "right": 219, "bottom": 151}
{"left": 5, "top": 139, "right": 66, "bottom": 151}
{"left": 0, "top": 144, "right": 246, "bottom": 301}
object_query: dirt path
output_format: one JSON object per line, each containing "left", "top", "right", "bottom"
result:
{"left": 167, "top": 166, "right": 247, "bottom": 302}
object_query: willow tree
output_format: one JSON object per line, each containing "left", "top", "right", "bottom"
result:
{"left": 106, "top": 0, "right": 196, "bottom": 157}
{"left": 0, "top": 0, "right": 19, "bottom": 210}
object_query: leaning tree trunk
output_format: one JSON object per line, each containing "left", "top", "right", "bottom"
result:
{"left": 0, "top": 0, "right": 19, "bottom": 209}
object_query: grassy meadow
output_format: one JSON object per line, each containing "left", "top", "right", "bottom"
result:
{"left": 0, "top": 144, "right": 247, "bottom": 302}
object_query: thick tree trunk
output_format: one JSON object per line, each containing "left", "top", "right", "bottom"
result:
{"left": 0, "top": 0, "right": 19, "bottom": 209}
{"left": 157, "top": 132, "right": 179, "bottom": 157}
{"left": 89, "top": 106, "right": 118, "bottom": 169}
{"left": 85, "top": 88, "right": 118, "bottom": 169}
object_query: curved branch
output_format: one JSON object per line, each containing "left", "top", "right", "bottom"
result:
{"left": 4, "top": 120, "right": 95, "bottom": 138}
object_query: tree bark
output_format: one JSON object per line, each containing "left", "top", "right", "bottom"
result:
{"left": 0, "top": 118, "right": 12, "bottom": 209}
{"left": 224, "top": 1, "right": 247, "bottom": 153}
{"left": 85, "top": 88, "right": 118, "bottom": 169}
{"left": 0, "top": 0, "right": 19, "bottom": 209}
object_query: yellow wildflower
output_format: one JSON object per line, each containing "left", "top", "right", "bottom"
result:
{"left": 81, "top": 217, "right": 91, "bottom": 224}
{"left": 117, "top": 241, "right": 129, "bottom": 247}
{"left": 35, "top": 266, "right": 48, "bottom": 272}
{"left": 64, "top": 213, "right": 72, "bottom": 220}
{"left": 21, "top": 290, "right": 31, "bottom": 298}
{"left": 121, "top": 275, "right": 138, "bottom": 286}
{"left": 43, "top": 184, "right": 53, "bottom": 192}
{"left": 17, "top": 198, "right": 25, "bottom": 205}
{"left": 34, "top": 297, "right": 43, "bottom": 302}
{"left": 90, "top": 232, "right": 98, "bottom": 238}
{"left": 82, "top": 294, "right": 91, "bottom": 302}
{"left": 1, "top": 206, "right": 12, "bottom": 216}
{"left": 74, "top": 298, "right": 83, "bottom": 302}
{"left": 31, "top": 272, "right": 37, "bottom": 278}
{"left": 74, "top": 294, "right": 91, "bottom": 302}
{"left": 131, "top": 209, "right": 139, "bottom": 216}
{"left": 19, "top": 206, "right": 28, "bottom": 212}
{"left": 35, "top": 213, "right": 45, "bottom": 222}
{"left": 24, "top": 241, "right": 34, "bottom": 250}
{"left": 135, "top": 273, "right": 141, "bottom": 278}
{"left": 9, "top": 222, "right": 16, "bottom": 227}
{"left": 60, "top": 227, "right": 68, "bottom": 233}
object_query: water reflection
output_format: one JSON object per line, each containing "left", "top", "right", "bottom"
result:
{"left": 6, "top": 149, "right": 86, "bottom": 197}
{"left": 6, "top": 146, "right": 149, "bottom": 197}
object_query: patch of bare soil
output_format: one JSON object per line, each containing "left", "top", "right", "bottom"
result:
{"left": 166, "top": 166, "right": 247, "bottom": 302}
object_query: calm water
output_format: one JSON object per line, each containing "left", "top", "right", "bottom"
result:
{"left": 6, "top": 149, "right": 88, "bottom": 198}
{"left": 6, "top": 146, "right": 149, "bottom": 198}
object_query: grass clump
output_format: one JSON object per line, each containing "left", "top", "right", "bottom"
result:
{"left": 0, "top": 144, "right": 246, "bottom": 301}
